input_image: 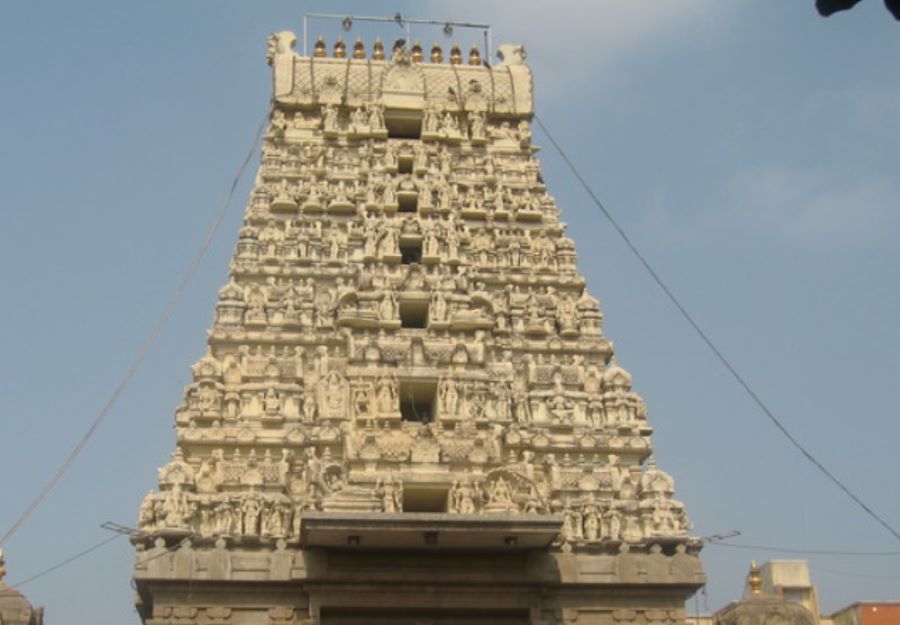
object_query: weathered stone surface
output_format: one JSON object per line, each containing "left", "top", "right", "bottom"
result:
{"left": 133, "top": 30, "right": 705, "bottom": 625}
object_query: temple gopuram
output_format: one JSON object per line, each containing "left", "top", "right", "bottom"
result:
{"left": 132, "top": 26, "right": 706, "bottom": 625}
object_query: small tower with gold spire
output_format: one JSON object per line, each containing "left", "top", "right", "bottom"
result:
{"left": 713, "top": 561, "right": 816, "bottom": 625}
{"left": 746, "top": 561, "right": 763, "bottom": 596}
{"left": 0, "top": 551, "right": 45, "bottom": 625}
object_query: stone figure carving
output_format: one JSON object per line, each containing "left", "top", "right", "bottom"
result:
{"left": 449, "top": 480, "right": 478, "bottom": 514}
{"left": 376, "top": 375, "right": 399, "bottom": 415}
{"left": 242, "top": 496, "right": 261, "bottom": 535}
{"left": 423, "top": 228, "right": 441, "bottom": 259}
{"left": 583, "top": 504, "right": 600, "bottom": 541}
{"left": 266, "top": 31, "right": 297, "bottom": 65}
{"left": 423, "top": 105, "right": 440, "bottom": 134}
{"left": 162, "top": 484, "right": 192, "bottom": 530}
{"left": 376, "top": 478, "right": 404, "bottom": 513}
{"left": 368, "top": 104, "right": 386, "bottom": 132}
{"left": 468, "top": 111, "right": 486, "bottom": 142}
{"left": 440, "top": 112, "right": 459, "bottom": 137}
{"left": 322, "top": 104, "right": 339, "bottom": 133}
{"left": 600, "top": 358, "right": 647, "bottom": 427}
{"left": 378, "top": 290, "right": 398, "bottom": 321}
{"left": 379, "top": 226, "right": 399, "bottom": 258}
{"left": 439, "top": 377, "right": 459, "bottom": 418}
{"left": 486, "top": 477, "right": 514, "bottom": 509}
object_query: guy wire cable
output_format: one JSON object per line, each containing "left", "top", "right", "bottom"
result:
{"left": 710, "top": 541, "right": 900, "bottom": 557}
{"left": 533, "top": 113, "right": 900, "bottom": 544}
{"left": 0, "top": 103, "right": 273, "bottom": 548}
{"left": 10, "top": 534, "right": 122, "bottom": 589}
{"left": 10, "top": 532, "right": 191, "bottom": 589}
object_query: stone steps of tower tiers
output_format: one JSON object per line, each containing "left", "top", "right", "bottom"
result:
{"left": 221, "top": 269, "right": 586, "bottom": 288}
{"left": 168, "top": 438, "right": 655, "bottom": 464}
{"left": 196, "top": 340, "right": 611, "bottom": 358}
{"left": 220, "top": 262, "right": 584, "bottom": 277}
{"left": 168, "top": 421, "right": 655, "bottom": 459}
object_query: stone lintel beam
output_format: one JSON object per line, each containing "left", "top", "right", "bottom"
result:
{"left": 300, "top": 511, "right": 562, "bottom": 550}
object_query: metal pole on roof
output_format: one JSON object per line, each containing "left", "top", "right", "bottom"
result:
{"left": 302, "top": 14, "right": 308, "bottom": 56}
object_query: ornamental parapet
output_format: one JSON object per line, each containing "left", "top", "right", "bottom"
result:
{"left": 268, "top": 32, "right": 534, "bottom": 116}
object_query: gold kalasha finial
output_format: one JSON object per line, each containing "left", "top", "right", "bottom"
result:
{"left": 353, "top": 38, "right": 366, "bottom": 59}
{"left": 313, "top": 36, "right": 327, "bottom": 58}
{"left": 372, "top": 37, "right": 385, "bottom": 60}
{"left": 449, "top": 44, "right": 462, "bottom": 65}
{"left": 469, "top": 43, "right": 481, "bottom": 66}
{"left": 430, "top": 43, "right": 443, "bottom": 63}
{"left": 334, "top": 37, "right": 347, "bottom": 58}
{"left": 411, "top": 41, "right": 423, "bottom": 63}
{"left": 747, "top": 561, "right": 762, "bottom": 596}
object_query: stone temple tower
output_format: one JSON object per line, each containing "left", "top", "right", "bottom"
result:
{"left": 133, "top": 29, "right": 705, "bottom": 625}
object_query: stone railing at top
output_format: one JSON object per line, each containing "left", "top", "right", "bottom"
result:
{"left": 267, "top": 32, "right": 534, "bottom": 115}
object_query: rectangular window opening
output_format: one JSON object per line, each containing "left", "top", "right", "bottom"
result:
{"left": 402, "top": 486, "right": 449, "bottom": 513}
{"left": 400, "top": 240, "right": 422, "bottom": 264}
{"left": 398, "top": 157, "right": 413, "bottom": 174}
{"left": 398, "top": 194, "right": 418, "bottom": 213}
{"left": 400, "top": 300, "right": 428, "bottom": 328}
{"left": 399, "top": 379, "right": 436, "bottom": 423}
{"left": 386, "top": 117, "right": 422, "bottom": 140}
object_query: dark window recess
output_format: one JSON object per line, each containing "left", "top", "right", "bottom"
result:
{"left": 398, "top": 157, "right": 413, "bottom": 174}
{"left": 385, "top": 116, "right": 422, "bottom": 139}
{"left": 400, "top": 301, "right": 428, "bottom": 328}
{"left": 402, "top": 487, "right": 450, "bottom": 513}
{"left": 398, "top": 194, "right": 417, "bottom": 213}
{"left": 399, "top": 379, "right": 436, "bottom": 423}
{"left": 400, "top": 396, "right": 432, "bottom": 423}
{"left": 400, "top": 241, "right": 422, "bottom": 264}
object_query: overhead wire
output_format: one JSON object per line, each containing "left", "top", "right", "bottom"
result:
{"left": 10, "top": 532, "right": 192, "bottom": 590}
{"left": 532, "top": 113, "right": 900, "bottom": 544}
{"left": 709, "top": 541, "right": 900, "bottom": 557}
{"left": 0, "top": 104, "right": 272, "bottom": 548}
{"left": 814, "top": 566, "right": 900, "bottom": 581}
{"left": 10, "top": 534, "right": 122, "bottom": 589}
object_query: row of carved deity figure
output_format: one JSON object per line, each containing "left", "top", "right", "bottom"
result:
{"left": 216, "top": 285, "right": 597, "bottom": 344}
{"left": 157, "top": 441, "right": 676, "bottom": 499}
{"left": 219, "top": 264, "right": 593, "bottom": 314}
{"left": 237, "top": 218, "right": 571, "bottom": 272}
{"left": 257, "top": 176, "right": 556, "bottom": 220}
{"left": 259, "top": 141, "right": 543, "bottom": 189}
{"left": 275, "top": 104, "right": 532, "bottom": 148}
{"left": 559, "top": 496, "right": 691, "bottom": 544}
{"left": 139, "top": 483, "right": 688, "bottom": 542}
{"left": 180, "top": 373, "right": 646, "bottom": 430}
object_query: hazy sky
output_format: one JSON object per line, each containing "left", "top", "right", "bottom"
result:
{"left": 1, "top": 2, "right": 899, "bottom": 623}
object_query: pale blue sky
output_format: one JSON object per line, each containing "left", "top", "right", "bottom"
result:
{"left": 1, "top": 2, "right": 899, "bottom": 623}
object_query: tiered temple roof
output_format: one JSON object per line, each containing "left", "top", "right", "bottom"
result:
{"left": 133, "top": 30, "right": 704, "bottom": 625}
